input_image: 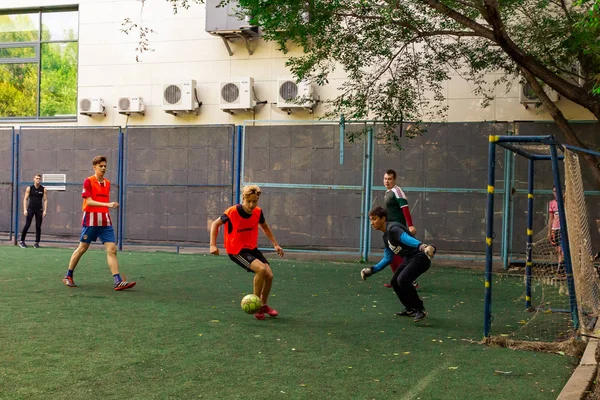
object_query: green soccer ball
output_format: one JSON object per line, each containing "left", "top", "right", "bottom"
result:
{"left": 241, "top": 294, "right": 263, "bottom": 314}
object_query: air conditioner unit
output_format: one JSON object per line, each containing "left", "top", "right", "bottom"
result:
{"left": 219, "top": 77, "right": 255, "bottom": 113}
{"left": 117, "top": 96, "right": 145, "bottom": 115}
{"left": 277, "top": 78, "right": 315, "bottom": 111}
{"left": 79, "top": 98, "right": 105, "bottom": 116}
{"left": 519, "top": 82, "right": 559, "bottom": 105}
{"left": 163, "top": 80, "right": 200, "bottom": 115}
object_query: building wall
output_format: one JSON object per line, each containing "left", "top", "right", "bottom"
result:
{"left": 0, "top": 0, "right": 596, "bottom": 128}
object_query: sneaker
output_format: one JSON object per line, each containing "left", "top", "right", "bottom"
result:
{"left": 413, "top": 281, "right": 420, "bottom": 289}
{"left": 261, "top": 305, "right": 279, "bottom": 317}
{"left": 413, "top": 310, "right": 428, "bottom": 322}
{"left": 395, "top": 308, "right": 416, "bottom": 317}
{"left": 114, "top": 280, "right": 136, "bottom": 291}
{"left": 18, "top": 242, "right": 27, "bottom": 248}
{"left": 254, "top": 312, "right": 266, "bottom": 320}
{"left": 383, "top": 283, "right": 393, "bottom": 288}
{"left": 63, "top": 276, "right": 76, "bottom": 287}
{"left": 33, "top": 243, "right": 40, "bottom": 248}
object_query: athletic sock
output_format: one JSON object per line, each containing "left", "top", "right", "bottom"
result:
{"left": 66, "top": 269, "right": 73, "bottom": 277}
{"left": 113, "top": 274, "right": 122, "bottom": 284}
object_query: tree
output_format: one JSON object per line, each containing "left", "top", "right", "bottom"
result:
{"left": 140, "top": 0, "right": 600, "bottom": 185}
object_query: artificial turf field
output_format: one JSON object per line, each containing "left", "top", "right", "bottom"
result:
{"left": 0, "top": 246, "right": 578, "bottom": 399}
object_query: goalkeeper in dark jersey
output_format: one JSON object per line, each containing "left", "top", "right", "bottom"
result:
{"left": 361, "top": 207, "right": 435, "bottom": 322}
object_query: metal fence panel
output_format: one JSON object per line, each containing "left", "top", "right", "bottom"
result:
{"left": 124, "top": 126, "right": 235, "bottom": 244}
{"left": 18, "top": 127, "right": 120, "bottom": 239}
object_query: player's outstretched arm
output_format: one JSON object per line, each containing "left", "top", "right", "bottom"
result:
{"left": 209, "top": 218, "right": 223, "bottom": 255}
{"left": 260, "top": 222, "right": 284, "bottom": 258}
{"left": 361, "top": 247, "right": 394, "bottom": 280}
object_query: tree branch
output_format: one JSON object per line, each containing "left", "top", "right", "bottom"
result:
{"left": 424, "top": 0, "right": 600, "bottom": 113}
{"left": 521, "top": 67, "right": 600, "bottom": 190}
{"left": 421, "top": 0, "right": 496, "bottom": 40}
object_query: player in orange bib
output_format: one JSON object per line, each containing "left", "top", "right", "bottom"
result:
{"left": 210, "top": 185, "right": 284, "bottom": 320}
{"left": 62, "top": 155, "right": 136, "bottom": 291}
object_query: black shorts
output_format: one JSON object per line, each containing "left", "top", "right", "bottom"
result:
{"left": 229, "top": 248, "right": 269, "bottom": 272}
{"left": 551, "top": 229, "right": 561, "bottom": 247}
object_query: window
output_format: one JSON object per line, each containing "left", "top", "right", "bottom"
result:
{"left": 0, "top": 9, "right": 78, "bottom": 119}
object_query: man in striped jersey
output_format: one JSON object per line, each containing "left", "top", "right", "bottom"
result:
{"left": 383, "top": 169, "right": 418, "bottom": 288}
{"left": 63, "top": 155, "right": 136, "bottom": 291}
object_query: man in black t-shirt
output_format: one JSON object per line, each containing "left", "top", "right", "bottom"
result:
{"left": 19, "top": 174, "right": 48, "bottom": 248}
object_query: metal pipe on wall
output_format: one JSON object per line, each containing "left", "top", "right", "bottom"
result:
{"left": 235, "top": 125, "right": 243, "bottom": 204}
{"left": 13, "top": 131, "right": 20, "bottom": 245}
{"left": 117, "top": 128, "right": 124, "bottom": 251}
{"left": 9, "top": 127, "right": 15, "bottom": 241}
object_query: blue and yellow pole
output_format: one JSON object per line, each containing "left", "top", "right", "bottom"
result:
{"left": 484, "top": 135, "right": 497, "bottom": 337}
{"left": 525, "top": 158, "right": 534, "bottom": 310}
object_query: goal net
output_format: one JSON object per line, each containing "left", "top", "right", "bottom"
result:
{"left": 486, "top": 143, "right": 599, "bottom": 354}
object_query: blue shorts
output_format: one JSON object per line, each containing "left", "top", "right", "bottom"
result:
{"left": 80, "top": 226, "right": 116, "bottom": 244}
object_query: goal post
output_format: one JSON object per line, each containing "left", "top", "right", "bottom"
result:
{"left": 484, "top": 135, "right": 580, "bottom": 338}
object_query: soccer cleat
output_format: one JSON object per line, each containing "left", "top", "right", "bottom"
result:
{"left": 114, "top": 280, "right": 136, "bottom": 291}
{"left": 395, "top": 308, "right": 416, "bottom": 317}
{"left": 18, "top": 242, "right": 27, "bottom": 248}
{"left": 33, "top": 243, "right": 40, "bottom": 249}
{"left": 254, "top": 312, "right": 266, "bottom": 320}
{"left": 413, "top": 310, "right": 427, "bottom": 322}
{"left": 63, "top": 276, "right": 76, "bottom": 287}
{"left": 383, "top": 283, "right": 393, "bottom": 288}
{"left": 261, "top": 305, "right": 279, "bottom": 317}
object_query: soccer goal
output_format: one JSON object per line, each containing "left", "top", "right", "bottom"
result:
{"left": 483, "top": 135, "right": 600, "bottom": 352}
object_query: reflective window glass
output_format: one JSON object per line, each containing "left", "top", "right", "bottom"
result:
{"left": 0, "top": 13, "right": 40, "bottom": 42}
{"left": 42, "top": 11, "right": 78, "bottom": 41}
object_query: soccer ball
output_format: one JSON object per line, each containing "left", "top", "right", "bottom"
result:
{"left": 241, "top": 294, "right": 262, "bottom": 314}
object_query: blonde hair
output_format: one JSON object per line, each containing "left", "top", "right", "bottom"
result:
{"left": 242, "top": 185, "right": 262, "bottom": 199}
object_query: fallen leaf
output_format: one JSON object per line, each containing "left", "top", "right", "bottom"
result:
{"left": 449, "top": 366, "right": 458, "bottom": 370}
{"left": 557, "top": 351, "right": 565, "bottom": 356}
{"left": 210, "top": 320, "right": 219, "bottom": 323}
{"left": 403, "top": 352, "right": 411, "bottom": 355}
